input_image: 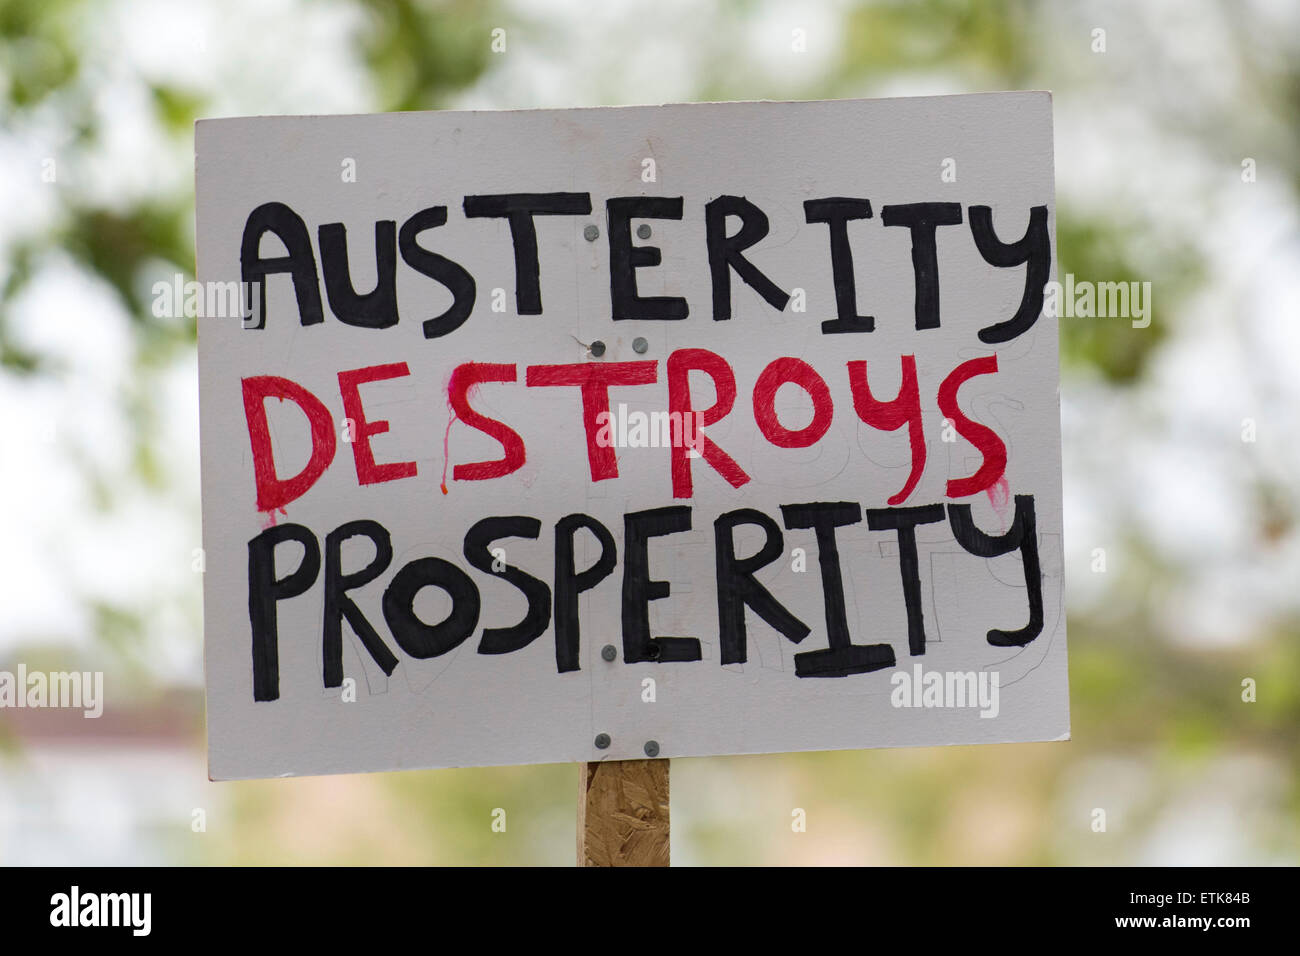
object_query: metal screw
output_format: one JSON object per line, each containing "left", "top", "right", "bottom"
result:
{"left": 632, "top": 336, "right": 649, "bottom": 354}
{"left": 643, "top": 740, "right": 660, "bottom": 758}
{"left": 589, "top": 340, "right": 606, "bottom": 357}
{"left": 600, "top": 644, "right": 617, "bottom": 662}
{"left": 583, "top": 224, "right": 600, "bottom": 241}
{"left": 595, "top": 733, "right": 611, "bottom": 750}
{"left": 636, "top": 224, "right": 652, "bottom": 240}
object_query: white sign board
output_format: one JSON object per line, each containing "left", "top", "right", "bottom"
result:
{"left": 196, "top": 94, "right": 1068, "bottom": 780}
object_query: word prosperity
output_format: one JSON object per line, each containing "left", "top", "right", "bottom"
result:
{"left": 249, "top": 497, "right": 1042, "bottom": 700}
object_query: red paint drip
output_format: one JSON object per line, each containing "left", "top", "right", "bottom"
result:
{"left": 441, "top": 389, "right": 459, "bottom": 495}
{"left": 986, "top": 476, "right": 1011, "bottom": 524}
{"left": 441, "top": 416, "right": 454, "bottom": 495}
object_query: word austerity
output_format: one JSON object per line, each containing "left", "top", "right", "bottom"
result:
{"left": 240, "top": 194, "right": 1049, "bottom": 339}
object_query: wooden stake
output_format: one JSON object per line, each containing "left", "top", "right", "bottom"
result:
{"left": 578, "top": 759, "right": 670, "bottom": 867}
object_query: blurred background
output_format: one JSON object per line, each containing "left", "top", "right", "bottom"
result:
{"left": 1, "top": 0, "right": 1297, "bottom": 865}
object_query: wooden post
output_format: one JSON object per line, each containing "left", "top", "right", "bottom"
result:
{"left": 578, "top": 759, "right": 670, "bottom": 866}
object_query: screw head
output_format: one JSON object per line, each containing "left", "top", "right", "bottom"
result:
{"left": 632, "top": 336, "right": 649, "bottom": 354}
{"left": 595, "top": 733, "right": 611, "bottom": 750}
{"left": 636, "top": 224, "right": 652, "bottom": 240}
{"left": 583, "top": 224, "right": 600, "bottom": 241}
{"left": 589, "top": 340, "right": 606, "bottom": 357}
{"left": 600, "top": 644, "right": 617, "bottom": 662}
{"left": 643, "top": 740, "right": 660, "bottom": 758}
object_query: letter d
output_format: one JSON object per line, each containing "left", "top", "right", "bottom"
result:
{"left": 241, "top": 376, "right": 337, "bottom": 512}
